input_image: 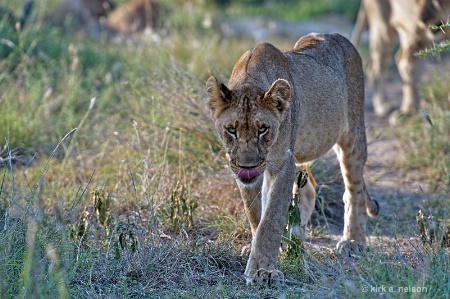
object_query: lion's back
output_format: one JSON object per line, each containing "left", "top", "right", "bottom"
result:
{"left": 285, "top": 33, "right": 365, "bottom": 161}
{"left": 287, "top": 33, "right": 364, "bottom": 114}
{"left": 290, "top": 33, "right": 361, "bottom": 75}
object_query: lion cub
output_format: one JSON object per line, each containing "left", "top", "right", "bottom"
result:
{"left": 206, "top": 33, "right": 379, "bottom": 285}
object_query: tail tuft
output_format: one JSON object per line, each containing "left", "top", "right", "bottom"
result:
{"left": 367, "top": 197, "right": 379, "bottom": 218}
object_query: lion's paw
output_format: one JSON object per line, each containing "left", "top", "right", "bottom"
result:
{"left": 336, "top": 239, "right": 366, "bottom": 257}
{"left": 245, "top": 268, "right": 285, "bottom": 286}
{"left": 244, "top": 254, "right": 284, "bottom": 286}
{"left": 388, "top": 109, "right": 416, "bottom": 126}
{"left": 373, "top": 98, "right": 394, "bottom": 117}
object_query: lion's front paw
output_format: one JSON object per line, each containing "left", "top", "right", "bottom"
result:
{"left": 373, "top": 94, "right": 394, "bottom": 117}
{"left": 336, "top": 239, "right": 366, "bottom": 257}
{"left": 244, "top": 254, "right": 284, "bottom": 286}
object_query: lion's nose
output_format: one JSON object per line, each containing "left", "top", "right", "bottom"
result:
{"left": 236, "top": 154, "right": 259, "bottom": 169}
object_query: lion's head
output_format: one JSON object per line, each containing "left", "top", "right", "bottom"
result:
{"left": 206, "top": 76, "right": 291, "bottom": 185}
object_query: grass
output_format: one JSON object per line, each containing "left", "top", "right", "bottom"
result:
{"left": 0, "top": 0, "right": 449, "bottom": 298}
{"left": 222, "top": 0, "right": 360, "bottom": 21}
{"left": 391, "top": 73, "right": 450, "bottom": 192}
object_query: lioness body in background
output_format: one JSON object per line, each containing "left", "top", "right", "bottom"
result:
{"left": 206, "top": 33, "right": 379, "bottom": 285}
{"left": 107, "top": 0, "right": 160, "bottom": 34}
{"left": 48, "top": 0, "right": 160, "bottom": 36}
{"left": 351, "top": 0, "right": 450, "bottom": 119}
{"left": 48, "top": 0, "right": 114, "bottom": 35}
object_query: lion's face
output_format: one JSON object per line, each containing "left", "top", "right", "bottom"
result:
{"left": 206, "top": 76, "right": 291, "bottom": 185}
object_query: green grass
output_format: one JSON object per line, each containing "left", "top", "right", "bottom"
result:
{"left": 392, "top": 74, "right": 450, "bottom": 192}
{"left": 0, "top": 0, "right": 449, "bottom": 298}
{"left": 223, "top": 0, "right": 360, "bottom": 21}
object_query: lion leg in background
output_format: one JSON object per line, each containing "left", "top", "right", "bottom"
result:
{"left": 244, "top": 158, "right": 296, "bottom": 285}
{"left": 394, "top": 32, "right": 426, "bottom": 115}
{"left": 350, "top": 0, "right": 367, "bottom": 47}
{"left": 237, "top": 180, "right": 262, "bottom": 236}
{"left": 391, "top": 0, "right": 430, "bottom": 119}
{"left": 364, "top": 0, "right": 395, "bottom": 116}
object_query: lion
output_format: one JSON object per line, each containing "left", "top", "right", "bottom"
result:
{"left": 351, "top": 0, "right": 450, "bottom": 121}
{"left": 206, "top": 33, "right": 379, "bottom": 285}
{"left": 107, "top": 0, "right": 160, "bottom": 34}
{"left": 47, "top": 0, "right": 160, "bottom": 36}
{"left": 47, "top": 0, "right": 115, "bottom": 35}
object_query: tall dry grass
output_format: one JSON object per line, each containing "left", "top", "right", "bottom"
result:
{"left": 0, "top": 0, "right": 449, "bottom": 298}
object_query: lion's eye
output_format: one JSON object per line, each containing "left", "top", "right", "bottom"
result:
{"left": 258, "top": 125, "right": 269, "bottom": 136}
{"left": 226, "top": 127, "right": 237, "bottom": 136}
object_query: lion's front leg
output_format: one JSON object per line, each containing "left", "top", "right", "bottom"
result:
{"left": 238, "top": 178, "right": 263, "bottom": 237}
{"left": 244, "top": 159, "right": 296, "bottom": 285}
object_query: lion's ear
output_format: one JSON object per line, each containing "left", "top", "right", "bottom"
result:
{"left": 206, "top": 76, "right": 231, "bottom": 118}
{"left": 263, "top": 79, "right": 291, "bottom": 113}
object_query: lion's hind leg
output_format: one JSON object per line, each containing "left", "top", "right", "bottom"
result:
{"left": 290, "top": 163, "right": 316, "bottom": 240}
{"left": 364, "top": 0, "right": 396, "bottom": 116}
{"left": 334, "top": 132, "right": 379, "bottom": 255}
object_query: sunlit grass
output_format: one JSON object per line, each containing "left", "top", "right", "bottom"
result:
{"left": 224, "top": 0, "right": 359, "bottom": 21}
{"left": 392, "top": 74, "right": 450, "bottom": 192}
{"left": 0, "top": 0, "right": 449, "bottom": 297}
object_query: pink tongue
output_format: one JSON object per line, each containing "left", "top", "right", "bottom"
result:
{"left": 237, "top": 168, "right": 260, "bottom": 179}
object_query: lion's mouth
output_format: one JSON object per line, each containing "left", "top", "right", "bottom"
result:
{"left": 237, "top": 168, "right": 261, "bottom": 184}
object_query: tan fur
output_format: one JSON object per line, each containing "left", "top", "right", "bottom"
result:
{"left": 107, "top": 0, "right": 160, "bottom": 34}
{"left": 48, "top": 0, "right": 160, "bottom": 35}
{"left": 290, "top": 163, "right": 316, "bottom": 240}
{"left": 206, "top": 33, "right": 379, "bottom": 285}
{"left": 48, "top": 0, "right": 114, "bottom": 35}
{"left": 351, "top": 0, "right": 450, "bottom": 119}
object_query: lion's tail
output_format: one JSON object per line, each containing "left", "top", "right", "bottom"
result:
{"left": 365, "top": 185, "right": 379, "bottom": 218}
